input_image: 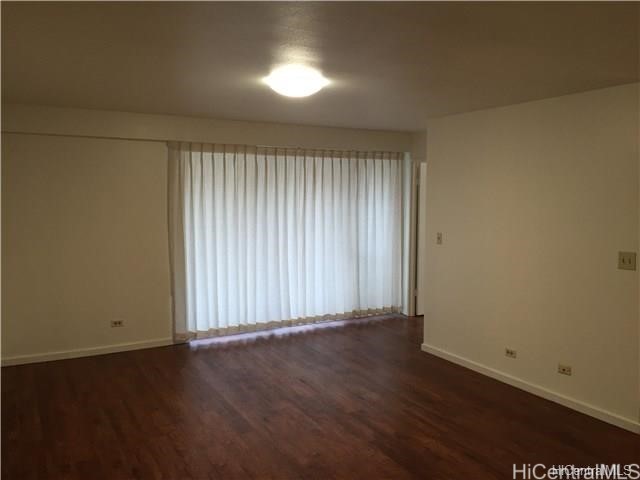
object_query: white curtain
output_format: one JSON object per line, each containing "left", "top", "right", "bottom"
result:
{"left": 169, "top": 143, "right": 407, "bottom": 340}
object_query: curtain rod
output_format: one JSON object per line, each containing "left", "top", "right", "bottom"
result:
{"left": 168, "top": 140, "right": 403, "bottom": 154}
{"left": 173, "top": 142, "right": 405, "bottom": 154}
{"left": 254, "top": 144, "right": 404, "bottom": 154}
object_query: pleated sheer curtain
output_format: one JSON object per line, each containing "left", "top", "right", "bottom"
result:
{"left": 169, "top": 142, "right": 408, "bottom": 340}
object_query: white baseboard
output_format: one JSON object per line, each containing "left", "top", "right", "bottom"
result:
{"left": 421, "top": 343, "right": 640, "bottom": 434}
{"left": 1, "top": 338, "right": 175, "bottom": 366}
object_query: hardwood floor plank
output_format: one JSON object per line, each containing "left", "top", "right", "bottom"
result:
{"left": 2, "top": 315, "right": 638, "bottom": 479}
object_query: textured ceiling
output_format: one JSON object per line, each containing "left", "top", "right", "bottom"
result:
{"left": 2, "top": 2, "right": 638, "bottom": 131}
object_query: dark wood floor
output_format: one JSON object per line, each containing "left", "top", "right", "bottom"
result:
{"left": 2, "top": 316, "right": 638, "bottom": 479}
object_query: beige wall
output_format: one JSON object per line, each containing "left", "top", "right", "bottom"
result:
{"left": 2, "top": 134, "right": 173, "bottom": 363}
{"left": 2, "top": 104, "right": 413, "bottom": 152}
{"left": 422, "top": 84, "right": 640, "bottom": 431}
{"left": 1, "top": 106, "right": 414, "bottom": 363}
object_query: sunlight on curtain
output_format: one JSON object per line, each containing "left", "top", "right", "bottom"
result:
{"left": 169, "top": 143, "right": 407, "bottom": 340}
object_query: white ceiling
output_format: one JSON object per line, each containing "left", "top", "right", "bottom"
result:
{"left": 2, "top": 2, "right": 638, "bottom": 132}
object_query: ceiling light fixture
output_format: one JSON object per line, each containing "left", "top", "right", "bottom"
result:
{"left": 263, "top": 64, "right": 330, "bottom": 98}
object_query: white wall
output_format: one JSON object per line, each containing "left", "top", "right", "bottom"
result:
{"left": 1, "top": 105, "right": 414, "bottom": 364}
{"left": 422, "top": 84, "right": 640, "bottom": 431}
{"left": 2, "top": 104, "right": 412, "bottom": 152}
{"left": 2, "top": 134, "right": 173, "bottom": 363}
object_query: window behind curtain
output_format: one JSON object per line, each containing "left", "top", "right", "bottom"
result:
{"left": 169, "top": 143, "right": 408, "bottom": 340}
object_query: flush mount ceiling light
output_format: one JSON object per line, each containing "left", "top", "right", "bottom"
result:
{"left": 263, "top": 64, "right": 330, "bottom": 98}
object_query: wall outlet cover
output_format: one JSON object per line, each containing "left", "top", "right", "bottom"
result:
{"left": 618, "top": 251, "right": 636, "bottom": 271}
{"left": 558, "top": 364, "right": 572, "bottom": 376}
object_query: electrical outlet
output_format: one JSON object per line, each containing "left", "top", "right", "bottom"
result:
{"left": 111, "top": 320, "right": 124, "bottom": 328}
{"left": 618, "top": 252, "right": 636, "bottom": 271}
{"left": 505, "top": 348, "right": 517, "bottom": 358}
{"left": 558, "top": 364, "right": 572, "bottom": 376}
{"left": 436, "top": 232, "right": 443, "bottom": 245}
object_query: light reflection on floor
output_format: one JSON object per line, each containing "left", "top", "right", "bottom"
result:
{"left": 188, "top": 314, "right": 401, "bottom": 350}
